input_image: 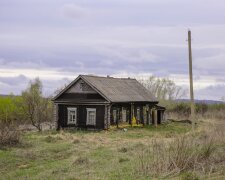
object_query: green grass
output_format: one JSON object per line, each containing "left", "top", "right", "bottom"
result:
{"left": 0, "top": 121, "right": 223, "bottom": 179}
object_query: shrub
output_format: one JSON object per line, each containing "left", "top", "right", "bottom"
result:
{"left": 0, "top": 121, "right": 21, "bottom": 147}
{"left": 118, "top": 147, "right": 128, "bottom": 153}
{"left": 73, "top": 156, "right": 89, "bottom": 165}
{"left": 181, "top": 172, "right": 199, "bottom": 180}
{"left": 119, "top": 157, "right": 129, "bottom": 163}
{"left": 44, "top": 135, "right": 61, "bottom": 143}
{"left": 166, "top": 101, "right": 225, "bottom": 120}
{"left": 136, "top": 132, "right": 224, "bottom": 178}
{"left": 73, "top": 139, "right": 80, "bottom": 144}
{"left": 0, "top": 95, "right": 24, "bottom": 123}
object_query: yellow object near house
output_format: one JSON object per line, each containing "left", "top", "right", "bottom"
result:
{"left": 131, "top": 116, "right": 137, "bottom": 126}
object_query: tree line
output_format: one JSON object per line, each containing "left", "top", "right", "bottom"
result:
{"left": 138, "top": 76, "right": 225, "bottom": 119}
{"left": 138, "top": 76, "right": 187, "bottom": 101}
{"left": 0, "top": 78, "right": 53, "bottom": 132}
{"left": 1, "top": 76, "right": 224, "bottom": 131}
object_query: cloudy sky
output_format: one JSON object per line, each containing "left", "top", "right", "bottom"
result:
{"left": 0, "top": 0, "right": 225, "bottom": 100}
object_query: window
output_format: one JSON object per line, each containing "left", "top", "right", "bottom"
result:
{"left": 86, "top": 108, "right": 96, "bottom": 125}
{"left": 67, "top": 107, "right": 77, "bottom": 125}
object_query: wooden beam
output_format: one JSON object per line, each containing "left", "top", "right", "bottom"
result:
{"left": 104, "top": 105, "right": 108, "bottom": 129}
{"left": 54, "top": 103, "right": 59, "bottom": 130}
{"left": 154, "top": 109, "right": 157, "bottom": 127}
{"left": 188, "top": 30, "right": 195, "bottom": 128}
{"left": 131, "top": 103, "right": 135, "bottom": 126}
{"left": 107, "top": 105, "right": 111, "bottom": 129}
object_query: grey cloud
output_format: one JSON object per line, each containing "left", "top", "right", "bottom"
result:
{"left": 41, "top": 78, "right": 71, "bottom": 97}
{"left": 195, "top": 84, "right": 225, "bottom": 100}
{"left": 216, "top": 77, "right": 225, "bottom": 83}
{"left": 195, "top": 53, "right": 225, "bottom": 72}
{"left": 0, "top": 75, "right": 29, "bottom": 95}
{"left": 61, "top": 4, "right": 89, "bottom": 19}
{"left": 0, "top": 44, "right": 187, "bottom": 76}
{"left": 0, "top": 74, "right": 28, "bottom": 86}
{"left": 0, "top": 75, "right": 71, "bottom": 96}
{"left": 1, "top": 0, "right": 225, "bottom": 100}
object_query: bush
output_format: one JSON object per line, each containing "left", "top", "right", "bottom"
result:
{"left": 118, "top": 147, "right": 128, "bottom": 153}
{"left": 73, "top": 156, "right": 89, "bottom": 165}
{"left": 136, "top": 132, "right": 225, "bottom": 178}
{"left": 119, "top": 157, "right": 129, "bottom": 163}
{"left": 166, "top": 101, "right": 225, "bottom": 120}
{"left": 181, "top": 172, "right": 199, "bottom": 180}
{"left": 0, "top": 95, "right": 25, "bottom": 123}
{"left": 0, "top": 122, "right": 21, "bottom": 147}
{"left": 44, "top": 135, "right": 59, "bottom": 143}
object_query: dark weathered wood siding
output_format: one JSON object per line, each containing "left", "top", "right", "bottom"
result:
{"left": 56, "top": 93, "right": 106, "bottom": 103}
{"left": 58, "top": 104, "right": 105, "bottom": 129}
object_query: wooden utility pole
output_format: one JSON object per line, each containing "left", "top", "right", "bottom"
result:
{"left": 188, "top": 30, "right": 195, "bottom": 128}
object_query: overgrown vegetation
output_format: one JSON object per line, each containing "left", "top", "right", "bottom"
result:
{"left": 21, "top": 78, "right": 53, "bottom": 131}
{"left": 0, "top": 95, "right": 24, "bottom": 123}
{"left": 0, "top": 78, "right": 53, "bottom": 146}
{"left": 139, "top": 76, "right": 186, "bottom": 101}
{"left": 137, "top": 130, "right": 225, "bottom": 178}
{"left": 139, "top": 75, "right": 225, "bottom": 120}
{"left": 0, "top": 121, "right": 21, "bottom": 147}
{"left": 166, "top": 101, "right": 225, "bottom": 120}
{"left": 0, "top": 96, "right": 23, "bottom": 146}
{"left": 0, "top": 120, "right": 225, "bottom": 179}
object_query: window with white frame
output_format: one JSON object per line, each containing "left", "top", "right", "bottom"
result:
{"left": 86, "top": 108, "right": 96, "bottom": 125}
{"left": 67, "top": 107, "right": 77, "bottom": 125}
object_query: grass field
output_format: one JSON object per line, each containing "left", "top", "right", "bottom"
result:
{"left": 0, "top": 120, "right": 225, "bottom": 180}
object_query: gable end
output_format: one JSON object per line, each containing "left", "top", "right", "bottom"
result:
{"left": 52, "top": 76, "right": 111, "bottom": 102}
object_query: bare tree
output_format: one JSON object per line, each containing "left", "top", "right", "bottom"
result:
{"left": 53, "top": 83, "right": 68, "bottom": 97}
{"left": 21, "top": 78, "right": 53, "bottom": 131}
{"left": 139, "top": 76, "right": 186, "bottom": 101}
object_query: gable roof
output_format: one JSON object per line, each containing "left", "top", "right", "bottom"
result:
{"left": 53, "top": 75, "right": 158, "bottom": 103}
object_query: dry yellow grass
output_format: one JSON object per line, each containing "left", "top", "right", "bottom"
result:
{"left": 0, "top": 119, "right": 224, "bottom": 179}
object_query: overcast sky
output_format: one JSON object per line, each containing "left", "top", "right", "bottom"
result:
{"left": 0, "top": 0, "right": 225, "bottom": 100}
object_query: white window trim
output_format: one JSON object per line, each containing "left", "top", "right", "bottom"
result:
{"left": 86, "top": 108, "right": 96, "bottom": 126}
{"left": 67, "top": 107, "right": 77, "bottom": 125}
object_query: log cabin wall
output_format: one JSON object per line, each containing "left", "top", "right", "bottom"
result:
{"left": 58, "top": 104, "right": 105, "bottom": 129}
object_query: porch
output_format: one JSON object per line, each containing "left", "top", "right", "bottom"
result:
{"left": 105, "top": 102, "right": 166, "bottom": 129}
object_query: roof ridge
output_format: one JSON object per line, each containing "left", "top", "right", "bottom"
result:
{"left": 80, "top": 74, "right": 136, "bottom": 80}
{"left": 81, "top": 74, "right": 112, "bottom": 78}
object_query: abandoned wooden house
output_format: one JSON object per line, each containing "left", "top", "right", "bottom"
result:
{"left": 52, "top": 75, "right": 165, "bottom": 130}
